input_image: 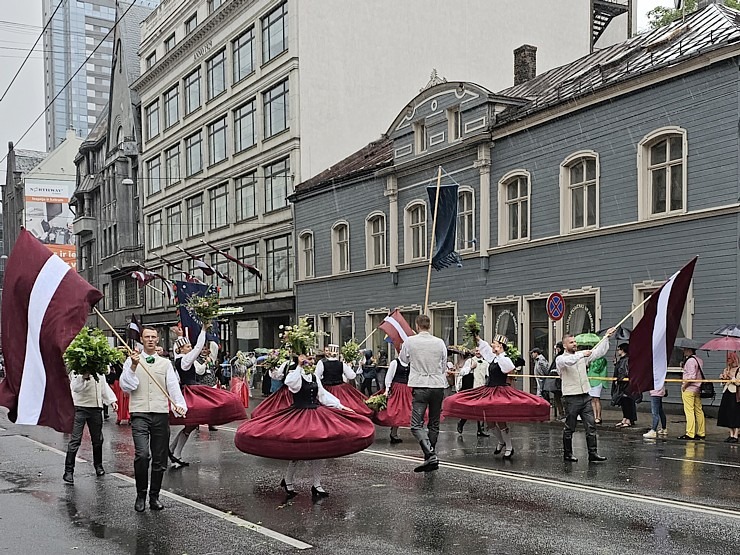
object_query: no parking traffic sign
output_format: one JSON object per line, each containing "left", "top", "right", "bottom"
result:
{"left": 546, "top": 292, "right": 565, "bottom": 321}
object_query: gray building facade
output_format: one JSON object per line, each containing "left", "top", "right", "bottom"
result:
{"left": 291, "top": 4, "right": 740, "bottom": 391}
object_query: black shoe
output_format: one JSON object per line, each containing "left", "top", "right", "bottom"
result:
{"left": 477, "top": 430, "right": 490, "bottom": 437}
{"left": 311, "top": 486, "right": 330, "bottom": 499}
{"left": 94, "top": 466, "right": 105, "bottom": 477}
{"left": 588, "top": 453, "right": 607, "bottom": 462}
{"left": 280, "top": 478, "right": 297, "bottom": 496}
{"left": 724, "top": 437, "right": 734, "bottom": 443}
{"left": 149, "top": 496, "right": 165, "bottom": 511}
{"left": 677, "top": 434, "right": 695, "bottom": 440}
{"left": 503, "top": 448, "right": 514, "bottom": 459}
{"left": 730, "top": 437, "right": 739, "bottom": 443}
{"left": 414, "top": 456, "right": 439, "bottom": 473}
{"left": 134, "top": 495, "right": 146, "bottom": 512}
{"left": 494, "top": 443, "right": 505, "bottom": 455}
{"left": 456, "top": 421, "right": 464, "bottom": 434}
{"left": 62, "top": 471, "right": 74, "bottom": 484}
{"left": 389, "top": 435, "right": 403, "bottom": 444}
{"left": 695, "top": 435, "right": 705, "bottom": 441}
{"left": 208, "top": 426, "right": 218, "bottom": 431}
{"left": 563, "top": 454, "right": 579, "bottom": 462}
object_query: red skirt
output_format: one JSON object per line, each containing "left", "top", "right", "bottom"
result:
{"left": 170, "top": 385, "right": 246, "bottom": 426}
{"left": 442, "top": 385, "right": 551, "bottom": 422}
{"left": 373, "top": 384, "right": 412, "bottom": 428}
{"left": 323, "top": 383, "right": 374, "bottom": 418}
{"left": 234, "top": 405, "right": 376, "bottom": 460}
{"left": 250, "top": 386, "right": 292, "bottom": 420}
{"left": 230, "top": 377, "right": 251, "bottom": 409}
{"left": 111, "top": 380, "right": 130, "bottom": 423}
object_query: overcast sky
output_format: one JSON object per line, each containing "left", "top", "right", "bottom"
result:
{"left": 0, "top": 0, "right": 671, "bottom": 174}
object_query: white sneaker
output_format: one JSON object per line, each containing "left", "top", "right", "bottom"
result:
{"left": 657, "top": 428, "right": 667, "bottom": 436}
{"left": 643, "top": 429, "right": 657, "bottom": 439}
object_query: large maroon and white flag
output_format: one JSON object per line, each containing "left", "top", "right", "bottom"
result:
{"left": 0, "top": 229, "right": 103, "bottom": 433}
{"left": 629, "top": 257, "right": 698, "bottom": 395}
{"left": 378, "top": 309, "right": 416, "bottom": 353}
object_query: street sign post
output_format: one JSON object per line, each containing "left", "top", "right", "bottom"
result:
{"left": 546, "top": 292, "right": 565, "bottom": 321}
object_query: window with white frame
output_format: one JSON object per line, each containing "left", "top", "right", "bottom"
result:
{"left": 148, "top": 211, "right": 162, "bottom": 249}
{"left": 263, "top": 79, "right": 289, "bottom": 138}
{"left": 638, "top": 127, "right": 687, "bottom": 220}
{"left": 148, "top": 268, "right": 163, "bottom": 309}
{"left": 185, "top": 131, "right": 202, "bottom": 175}
{"left": 187, "top": 194, "right": 204, "bottom": 235}
{"left": 448, "top": 107, "right": 462, "bottom": 142}
{"left": 164, "top": 33, "right": 176, "bottom": 53}
{"left": 237, "top": 243, "right": 259, "bottom": 296}
{"left": 235, "top": 173, "right": 256, "bottom": 220}
{"left": 233, "top": 28, "right": 254, "bottom": 82}
{"left": 184, "top": 68, "right": 201, "bottom": 114}
{"left": 415, "top": 120, "right": 427, "bottom": 153}
{"left": 146, "top": 52, "right": 156, "bottom": 69}
{"left": 366, "top": 213, "right": 386, "bottom": 268}
{"left": 561, "top": 153, "right": 598, "bottom": 233}
{"left": 210, "top": 253, "right": 231, "bottom": 298}
{"left": 185, "top": 13, "right": 197, "bottom": 33}
{"left": 266, "top": 234, "right": 292, "bottom": 292}
{"left": 332, "top": 222, "right": 350, "bottom": 274}
{"left": 457, "top": 189, "right": 474, "bottom": 251}
{"left": 207, "top": 116, "right": 227, "bottom": 165}
{"left": 206, "top": 50, "right": 226, "bottom": 100}
{"left": 430, "top": 305, "right": 456, "bottom": 346}
{"left": 145, "top": 100, "right": 159, "bottom": 139}
{"left": 166, "top": 203, "right": 181, "bottom": 244}
{"left": 208, "top": 0, "right": 224, "bottom": 13}
{"left": 498, "top": 171, "right": 530, "bottom": 244}
{"left": 146, "top": 156, "right": 161, "bottom": 195}
{"left": 164, "top": 144, "right": 180, "bottom": 184}
{"left": 262, "top": 2, "right": 288, "bottom": 63}
{"left": 405, "top": 202, "right": 426, "bottom": 262}
{"left": 164, "top": 86, "right": 179, "bottom": 128}
{"left": 264, "top": 158, "right": 289, "bottom": 211}
{"left": 234, "top": 100, "right": 256, "bottom": 152}
{"left": 299, "top": 231, "right": 314, "bottom": 279}
{"left": 209, "top": 184, "right": 228, "bottom": 229}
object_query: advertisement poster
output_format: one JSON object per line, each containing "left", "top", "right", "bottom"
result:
{"left": 24, "top": 179, "right": 77, "bottom": 270}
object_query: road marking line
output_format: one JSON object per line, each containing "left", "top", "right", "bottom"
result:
{"left": 110, "top": 473, "right": 312, "bottom": 550}
{"left": 661, "top": 456, "right": 740, "bottom": 469}
{"left": 362, "top": 449, "right": 740, "bottom": 520}
{"left": 19, "top": 436, "right": 86, "bottom": 462}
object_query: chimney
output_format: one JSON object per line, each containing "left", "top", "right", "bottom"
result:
{"left": 514, "top": 44, "right": 537, "bottom": 86}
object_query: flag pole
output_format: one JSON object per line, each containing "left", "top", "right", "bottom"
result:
{"left": 424, "top": 166, "right": 443, "bottom": 314}
{"left": 357, "top": 327, "right": 378, "bottom": 349}
{"left": 93, "top": 307, "right": 183, "bottom": 413}
{"left": 591, "top": 292, "right": 657, "bottom": 350}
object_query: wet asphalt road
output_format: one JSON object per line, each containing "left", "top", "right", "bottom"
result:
{"left": 1, "top": 403, "right": 739, "bottom": 555}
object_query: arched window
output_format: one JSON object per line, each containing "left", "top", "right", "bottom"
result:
{"left": 404, "top": 202, "right": 426, "bottom": 262}
{"left": 332, "top": 221, "right": 350, "bottom": 274}
{"left": 497, "top": 171, "right": 530, "bottom": 245}
{"left": 638, "top": 127, "right": 688, "bottom": 220}
{"left": 298, "top": 231, "right": 314, "bottom": 279}
{"left": 560, "top": 151, "right": 599, "bottom": 234}
{"left": 365, "top": 212, "right": 386, "bottom": 269}
{"left": 457, "top": 188, "right": 475, "bottom": 251}
{"left": 116, "top": 125, "right": 124, "bottom": 145}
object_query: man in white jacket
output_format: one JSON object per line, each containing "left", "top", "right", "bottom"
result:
{"left": 63, "top": 371, "right": 118, "bottom": 484}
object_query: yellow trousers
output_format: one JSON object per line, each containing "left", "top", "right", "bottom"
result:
{"left": 681, "top": 390, "right": 706, "bottom": 438}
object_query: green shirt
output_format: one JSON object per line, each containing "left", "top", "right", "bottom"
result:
{"left": 587, "top": 357, "right": 608, "bottom": 388}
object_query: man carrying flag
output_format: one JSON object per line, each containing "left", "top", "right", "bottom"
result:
{"left": 0, "top": 229, "right": 103, "bottom": 433}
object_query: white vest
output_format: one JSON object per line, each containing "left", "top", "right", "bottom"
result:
{"left": 560, "top": 357, "right": 591, "bottom": 396}
{"left": 70, "top": 377, "right": 111, "bottom": 408}
{"left": 128, "top": 356, "right": 171, "bottom": 414}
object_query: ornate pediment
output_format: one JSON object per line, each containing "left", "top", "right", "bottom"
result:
{"left": 420, "top": 69, "right": 447, "bottom": 92}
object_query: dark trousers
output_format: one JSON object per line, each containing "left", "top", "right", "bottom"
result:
{"left": 621, "top": 397, "right": 637, "bottom": 423}
{"left": 65, "top": 406, "right": 104, "bottom": 472}
{"left": 131, "top": 413, "right": 170, "bottom": 497}
{"left": 410, "top": 387, "right": 444, "bottom": 447}
{"left": 360, "top": 378, "right": 375, "bottom": 396}
{"left": 563, "top": 393, "right": 598, "bottom": 454}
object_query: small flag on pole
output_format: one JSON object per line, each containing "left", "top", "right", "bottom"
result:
{"left": 131, "top": 270, "right": 156, "bottom": 288}
{"left": 426, "top": 183, "right": 462, "bottom": 270}
{"left": 378, "top": 310, "right": 416, "bottom": 352}
{"left": 203, "top": 240, "right": 263, "bottom": 280}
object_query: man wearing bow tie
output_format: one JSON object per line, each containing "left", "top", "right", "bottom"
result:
{"left": 121, "top": 326, "right": 187, "bottom": 512}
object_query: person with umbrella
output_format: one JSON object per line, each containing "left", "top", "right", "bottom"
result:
{"left": 578, "top": 333, "right": 607, "bottom": 425}
{"left": 717, "top": 351, "right": 740, "bottom": 443}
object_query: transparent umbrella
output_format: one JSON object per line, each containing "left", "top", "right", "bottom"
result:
{"left": 712, "top": 324, "right": 740, "bottom": 338}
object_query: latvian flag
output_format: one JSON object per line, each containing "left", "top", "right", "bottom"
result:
{"left": 131, "top": 270, "right": 156, "bottom": 287}
{"left": 127, "top": 313, "right": 143, "bottom": 351}
{"left": 378, "top": 309, "right": 416, "bottom": 352}
{"left": 629, "top": 257, "right": 698, "bottom": 396}
{"left": 0, "top": 229, "right": 103, "bottom": 433}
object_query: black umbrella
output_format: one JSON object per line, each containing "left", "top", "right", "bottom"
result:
{"left": 712, "top": 324, "right": 740, "bottom": 338}
{"left": 597, "top": 325, "right": 632, "bottom": 342}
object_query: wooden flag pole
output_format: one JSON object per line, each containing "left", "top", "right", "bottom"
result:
{"left": 591, "top": 292, "right": 656, "bottom": 349}
{"left": 93, "top": 307, "right": 183, "bottom": 413}
{"left": 357, "top": 327, "right": 378, "bottom": 349}
{"left": 424, "top": 166, "right": 443, "bottom": 314}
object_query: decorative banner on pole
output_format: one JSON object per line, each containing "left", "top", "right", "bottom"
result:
{"left": 426, "top": 183, "right": 462, "bottom": 271}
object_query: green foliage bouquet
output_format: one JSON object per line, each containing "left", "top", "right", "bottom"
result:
{"left": 364, "top": 393, "right": 388, "bottom": 412}
{"left": 64, "top": 327, "right": 125, "bottom": 382}
{"left": 462, "top": 314, "right": 481, "bottom": 349}
{"left": 185, "top": 291, "right": 220, "bottom": 325}
{"left": 340, "top": 339, "right": 362, "bottom": 365}
{"left": 279, "top": 318, "right": 323, "bottom": 356}
{"left": 262, "top": 348, "right": 289, "bottom": 371}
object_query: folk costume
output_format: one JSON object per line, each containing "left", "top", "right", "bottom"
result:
{"left": 109, "top": 363, "right": 130, "bottom": 425}
{"left": 234, "top": 359, "right": 375, "bottom": 498}
{"left": 250, "top": 359, "right": 294, "bottom": 419}
{"left": 168, "top": 331, "right": 245, "bottom": 468}
{"left": 454, "top": 356, "right": 489, "bottom": 437}
{"left": 229, "top": 352, "right": 253, "bottom": 409}
{"left": 373, "top": 358, "right": 414, "bottom": 443}
{"left": 443, "top": 336, "right": 550, "bottom": 459}
{"left": 315, "top": 346, "right": 373, "bottom": 418}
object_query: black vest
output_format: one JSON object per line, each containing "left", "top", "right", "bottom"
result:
{"left": 292, "top": 374, "right": 319, "bottom": 409}
{"left": 486, "top": 361, "right": 509, "bottom": 387}
{"left": 392, "top": 361, "right": 410, "bottom": 384}
{"left": 321, "top": 359, "right": 344, "bottom": 386}
{"left": 175, "top": 357, "right": 198, "bottom": 386}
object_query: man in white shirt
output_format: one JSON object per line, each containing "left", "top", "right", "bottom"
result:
{"left": 121, "top": 326, "right": 187, "bottom": 512}
{"left": 399, "top": 314, "right": 448, "bottom": 472}
{"left": 556, "top": 328, "right": 614, "bottom": 463}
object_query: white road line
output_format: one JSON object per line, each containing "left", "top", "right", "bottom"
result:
{"left": 15, "top": 434, "right": 312, "bottom": 550}
{"left": 661, "top": 456, "right": 740, "bottom": 469}
{"left": 111, "top": 473, "right": 312, "bottom": 550}
{"left": 362, "top": 449, "right": 740, "bottom": 520}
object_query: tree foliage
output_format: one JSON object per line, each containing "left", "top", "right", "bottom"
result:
{"left": 648, "top": 0, "right": 740, "bottom": 29}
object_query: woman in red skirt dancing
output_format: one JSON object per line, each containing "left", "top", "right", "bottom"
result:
{"left": 109, "top": 362, "right": 130, "bottom": 425}
{"left": 249, "top": 358, "right": 294, "bottom": 419}
{"left": 373, "top": 357, "right": 412, "bottom": 444}
{"left": 168, "top": 331, "right": 245, "bottom": 468}
{"left": 235, "top": 354, "right": 375, "bottom": 499}
{"left": 314, "top": 344, "right": 373, "bottom": 418}
{"left": 443, "top": 334, "right": 550, "bottom": 459}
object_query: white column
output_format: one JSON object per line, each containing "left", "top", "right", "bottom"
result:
{"left": 385, "top": 174, "right": 399, "bottom": 273}
{"left": 475, "top": 143, "right": 492, "bottom": 256}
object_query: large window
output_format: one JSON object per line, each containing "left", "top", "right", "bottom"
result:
{"left": 263, "top": 79, "right": 289, "bottom": 137}
{"left": 145, "top": 100, "right": 159, "bottom": 139}
{"left": 233, "top": 28, "right": 254, "bottom": 82}
{"left": 209, "top": 184, "right": 228, "bottom": 230}
{"left": 184, "top": 68, "right": 201, "bottom": 114}
{"left": 164, "top": 144, "right": 180, "bottom": 185}
{"left": 457, "top": 189, "right": 474, "bottom": 251}
{"left": 185, "top": 13, "right": 197, "bottom": 33}
{"left": 405, "top": 202, "right": 426, "bottom": 262}
{"left": 366, "top": 213, "right": 386, "bottom": 268}
{"left": 208, "top": 116, "right": 227, "bottom": 165}
{"left": 431, "top": 306, "right": 455, "bottom": 346}
{"left": 185, "top": 131, "right": 202, "bottom": 175}
{"left": 299, "top": 231, "right": 314, "bottom": 279}
{"left": 237, "top": 243, "right": 259, "bottom": 296}
{"left": 148, "top": 267, "right": 163, "bottom": 309}
{"left": 206, "top": 50, "right": 226, "bottom": 100}
{"left": 332, "top": 222, "right": 350, "bottom": 274}
{"left": 208, "top": 0, "right": 224, "bottom": 13}
{"left": 498, "top": 171, "right": 530, "bottom": 244}
{"left": 264, "top": 158, "right": 289, "bottom": 211}
{"left": 187, "top": 194, "right": 204, "bottom": 236}
{"left": 210, "top": 253, "right": 231, "bottom": 298}
{"left": 234, "top": 100, "right": 256, "bottom": 152}
{"left": 562, "top": 153, "right": 598, "bottom": 233}
{"left": 266, "top": 235, "right": 292, "bottom": 292}
{"left": 146, "top": 156, "right": 161, "bottom": 195}
{"left": 639, "top": 128, "right": 687, "bottom": 219}
{"left": 235, "top": 173, "right": 256, "bottom": 220}
{"left": 164, "top": 34, "right": 176, "bottom": 53}
{"left": 164, "top": 86, "right": 179, "bottom": 128}
{"left": 166, "top": 203, "right": 181, "bottom": 244}
{"left": 262, "top": 2, "right": 288, "bottom": 63}
{"left": 634, "top": 282, "right": 692, "bottom": 369}
{"left": 148, "top": 211, "right": 162, "bottom": 249}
